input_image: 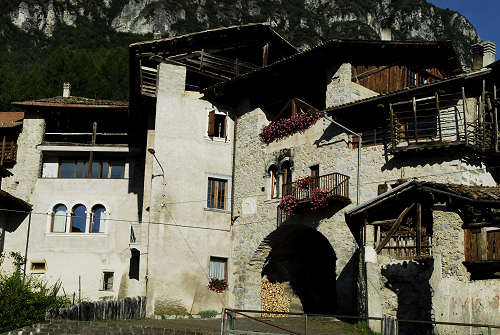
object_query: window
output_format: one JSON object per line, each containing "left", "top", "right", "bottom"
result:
{"left": 209, "top": 257, "right": 227, "bottom": 280}
{"left": 51, "top": 204, "right": 67, "bottom": 233}
{"left": 30, "top": 261, "right": 46, "bottom": 271}
{"left": 102, "top": 272, "right": 114, "bottom": 291}
{"left": 282, "top": 162, "right": 292, "bottom": 186}
{"left": 90, "top": 205, "right": 106, "bottom": 233}
{"left": 57, "top": 160, "right": 125, "bottom": 178}
{"left": 129, "top": 249, "right": 140, "bottom": 280}
{"left": 70, "top": 204, "right": 87, "bottom": 233}
{"left": 269, "top": 165, "right": 279, "bottom": 199}
{"left": 310, "top": 164, "right": 319, "bottom": 188}
{"left": 207, "top": 178, "right": 227, "bottom": 209}
{"left": 208, "top": 110, "right": 227, "bottom": 138}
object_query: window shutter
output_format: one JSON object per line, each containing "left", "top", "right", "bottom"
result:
{"left": 222, "top": 115, "right": 227, "bottom": 138}
{"left": 208, "top": 110, "right": 215, "bottom": 136}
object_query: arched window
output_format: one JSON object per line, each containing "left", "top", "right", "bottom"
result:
{"left": 268, "top": 165, "right": 279, "bottom": 199}
{"left": 51, "top": 204, "right": 67, "bottom": 233}
{"left": 90, "top": 205, "right": 106, "bottom": 233}
{"left": 70, "top": 204, "right": 87, "bottom": 233}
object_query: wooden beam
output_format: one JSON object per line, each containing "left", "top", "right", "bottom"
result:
{"left": 416, "top": 202, "right": 422, "bottom": 256}
{"left": 369, "top": 219, "right": 397, "bottom": 226}
{"left": 435, "top": 92, "right": 442, "bottom": 142}
{"left": 376, "top": 203, "right": 415, "bottom": 253}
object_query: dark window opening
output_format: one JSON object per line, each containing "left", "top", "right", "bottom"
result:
{"left": 30, "top": 261, "right": 46, "bottom": 271}
{"left": 102, "top": 272, "right": 114, "bottom": 291}
{"left": 129, "top": 249, "right": 140, "bottom": 280}
{"left": 208, "top": 110, "right": 227, "bottom": 138}
{"left": 90, "top": 205, "right": 106, "bottom": 233}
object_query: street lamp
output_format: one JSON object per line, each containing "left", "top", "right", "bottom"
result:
{"left": 148, "top": 147, "right": 165, "bottom": 184}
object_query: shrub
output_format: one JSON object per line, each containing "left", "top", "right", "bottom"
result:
{"left": 198, "top": 310, "right": 218, "bottom": 318}
{"left": 0, "top": 252, "right": 68, "bottom": 333}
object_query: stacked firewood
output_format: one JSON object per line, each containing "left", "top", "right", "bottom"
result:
{"left": 261, "top": 280, "right": 290, "bottom": 317}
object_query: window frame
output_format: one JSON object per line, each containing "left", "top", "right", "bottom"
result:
{"left": 207, "top": 177, "right": 228, "bottom": 210}
{"left": 56, "top": 159, "right": 125, "bottom": 179}
{"left": 102, "top": 271, "right": 114, "bottom": 291}
{"left": 207, "top": 109, "right": 228, "bottom": 139}
{"left": 51, "top": 204, "right": 68, "bottom": 233}
{"left": 70, "top": 204, "right": 87, "bottom": 233}
{"left": 90, "top": 205, "right": 106, "bottom": 233}
{"left": 30, "top": 261, "right": 46, "bottom": 272}
{"left": 209, "top": 256, "right": 228, "bottom": 281}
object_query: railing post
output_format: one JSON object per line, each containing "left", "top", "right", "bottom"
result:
{"left": 412, "top": 97, "right": 418, "bottom": 143}
{"left": 389, "top": 103, "right": 396, "bottom": 150}
{"left": 462, "top": 87, "right": 468, "bottom": 144}
{"left": 435, "top": 92, "right": 443, "bottom": 142}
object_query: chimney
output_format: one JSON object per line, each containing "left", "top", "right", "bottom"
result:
{"left": 63, "top": 82, "right": 71, "bottom": 98}
{"left": 472, "top": 41, "right": 496, "bottom": 70}
{"left": 381, "top": 27, "right": 392, "bottom": 41}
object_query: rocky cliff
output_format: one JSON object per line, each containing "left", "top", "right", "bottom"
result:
{"left": 4, "top": 0, "right": 481, "bottom": 67}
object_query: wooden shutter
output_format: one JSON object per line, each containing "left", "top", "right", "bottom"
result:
{"left": 208, "top": 110, "right": 215, "bottom": 136}
{"left": 222, "top": 115, "right": 227, "bottom": 138}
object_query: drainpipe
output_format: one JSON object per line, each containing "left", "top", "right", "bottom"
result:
{"left": 323, "top": 115, "right": 362, "bottom": 205}
{"left": 23, "top": 211, "right": 32, "bottom": 281}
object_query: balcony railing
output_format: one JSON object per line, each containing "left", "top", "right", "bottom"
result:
{"left": 0, "top": 140, "right": 17, "bottom": 165}
{"left": 282, "top": 172, "right": 350, "bottom": 202}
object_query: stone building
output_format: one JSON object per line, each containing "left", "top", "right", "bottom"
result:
{"left": 1, "top": 23, "right": 499, "bottom": 328}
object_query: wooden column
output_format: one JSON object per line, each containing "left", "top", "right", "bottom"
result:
{"left": 389, "top": 103, "right": 396, "bottom": 149}
{"left": 413, "top": 97, "right": 419, "bottom": 143}
{"left": 480, "top": 227, "right": 488, "bottom": 261}
{"left": 481, "top": 80, "right": 486, "bottom": 150}
{"left": 462, "top": 87, "right": 468, "bottom": 143}
{"left": 416, "top": 202, "right": 422, "bottom": 256}
{"left": 435, "top": 92, "right": 442, "bottom": 141}
{"left": 494, "top": 84, "right": 498, "bottom": 152}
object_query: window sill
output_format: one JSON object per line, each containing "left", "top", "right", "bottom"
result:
{"left": 204, "top": 136, "right": 231, "bottom": 144}
{"left": 204, "top": 208, "right": 231, "bottom": 214}
{"left": 264, "top": 199, "right": 281, "bottom": 204}
{"left": 46, "top": 232, "right": 109, "bottom": 236}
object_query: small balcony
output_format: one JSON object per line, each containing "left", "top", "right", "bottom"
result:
{"left": 278, "top": 172, "right": 350, "bottom": 226}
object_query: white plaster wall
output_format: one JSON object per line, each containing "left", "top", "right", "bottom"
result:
{"left": 146, "top": 63, "right": 233, "bottom": 315}
{"left": 2, "top": 178, "right": 140, "bottom": 300}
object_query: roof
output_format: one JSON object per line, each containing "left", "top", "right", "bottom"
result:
{"left": 0, "top": 112, "right": 24, "bottom": 128}
{"left": 346, "top": 179, "right": 500, "bottom": 221}
{"left": 12, "top": 96, "right": 128, "bottom": 110}
{"left": 326, "top": 67, "right": 492, "bottom": 116}
{"left": 203, "top": 39, "right": 461, "bottom": 99}
{"left": 0, "top": 190, "right": 32, "bottom": 211}
{"left": 130, "top": 23, "right": 297, "bottom": 56}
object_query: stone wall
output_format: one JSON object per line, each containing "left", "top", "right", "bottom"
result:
{"left": 230, "top": 62, "right": 496, "bottom": 316}
{"left": 365, "top": 208, "right": 500, "bottom": 335}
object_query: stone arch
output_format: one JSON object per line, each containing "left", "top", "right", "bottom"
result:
{"left": 249, "top": 224, "right": 337, "bottom": 314}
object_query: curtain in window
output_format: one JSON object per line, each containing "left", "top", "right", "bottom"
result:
{"left": 91, "top": 205, "right": 106, "bottom": 233}
{"left": 209, "top": 258, "right": 225, "bottom": 280}
{"left": 52, "top": 204, "right": 67, "bottom": 233}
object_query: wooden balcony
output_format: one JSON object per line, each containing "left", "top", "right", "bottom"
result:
{"left": 0, "top": 139, "right": 17, "bottom": 165}
{"left": 278, "top": 172, "right": 350, "bottom": 226}
{"left": 282, "top": 172, "right": 350, "bottom": 202}
{"left": 387, "top": 88, "right": 500, "bottom": 156}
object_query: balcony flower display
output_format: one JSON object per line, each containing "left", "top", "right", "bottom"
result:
{"left": 311, "top": 188, "right": 331, "bottom": 210}
{"left": 208, "top": 277, "right": 228, "bottom": 293}
{"left": 259, "top": 110, "right": 324, "bottom": 144}
{"left": 280, "top": 194, "right": 297, "bottom": 216}
{"left": 296, "top": 176, "right": 313, "bottom": 189}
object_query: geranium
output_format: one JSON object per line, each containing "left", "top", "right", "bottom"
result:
{"left": 280, "top": 194, "right": 297, "bottom": 216}
{"left": 296, "top": 176, "right": 313, "bottom": 189}
{"left": 208, "top": 277, "right": 228, "bottom": 293}
{"left": 310, "top": 188, "right": 331, "bottom": 211}
{"left": 259, "top": 110, "right": 324, "bottom": 144}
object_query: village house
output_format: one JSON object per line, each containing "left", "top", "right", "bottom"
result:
{"left": 1, "top": 23, "right": 499, "bottom": 332}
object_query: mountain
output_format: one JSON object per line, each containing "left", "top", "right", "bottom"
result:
{"left": 0, "top": 0, "right": 482, "bottom": 112}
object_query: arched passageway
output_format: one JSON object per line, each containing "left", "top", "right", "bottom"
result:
{"left": 261, "top": 224, "right": 337, "bottom": 314}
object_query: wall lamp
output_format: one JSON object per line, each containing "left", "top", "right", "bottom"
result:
{"left": 148, "top": 147, "right": 166, "bottom": 184}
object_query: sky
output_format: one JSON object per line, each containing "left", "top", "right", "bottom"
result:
{"left": 428, "top": 0, "right": 498, "bottom": 59}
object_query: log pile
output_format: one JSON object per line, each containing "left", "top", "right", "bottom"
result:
{"left": 261, "top": 280, "right": 290, "bottom": 317}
